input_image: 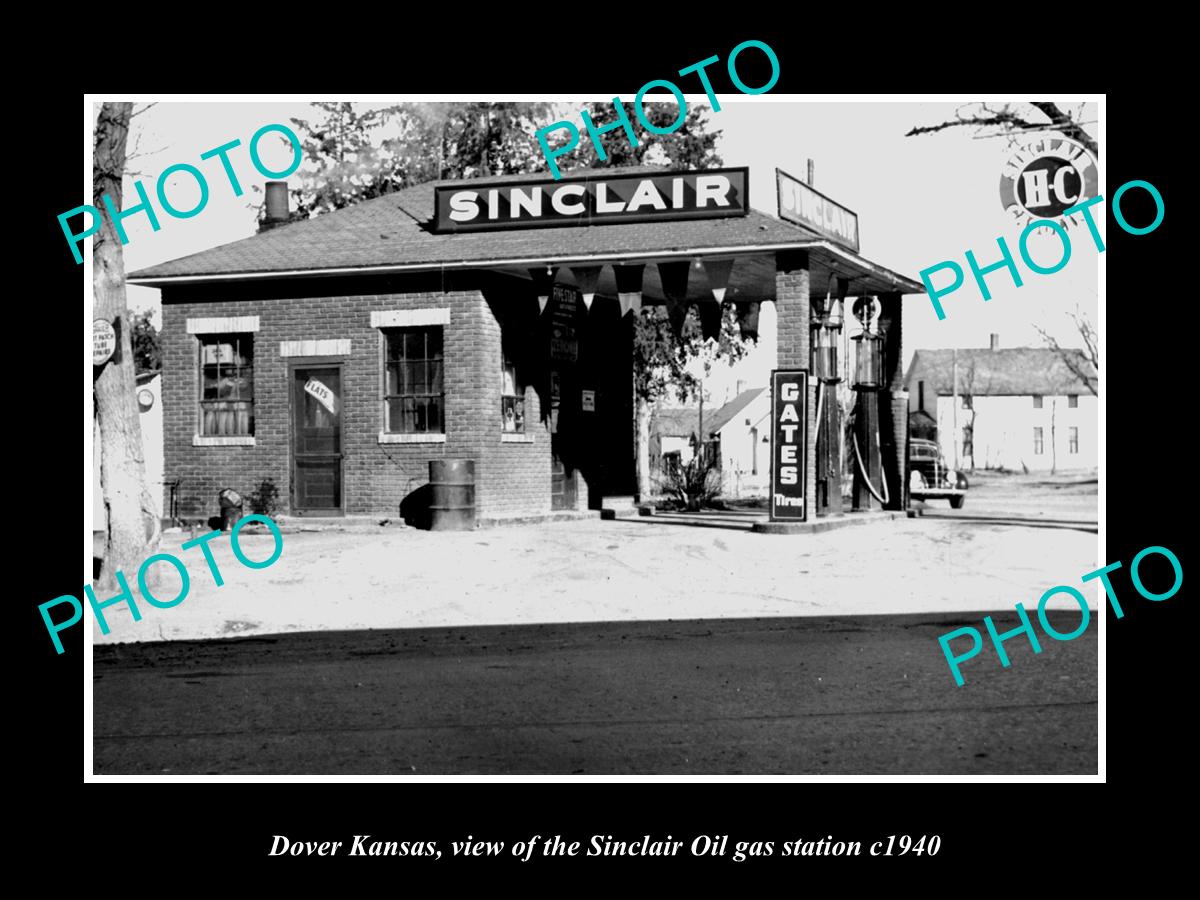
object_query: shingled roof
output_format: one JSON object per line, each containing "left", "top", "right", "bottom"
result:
{"left": 127, "top": 166, "right": 920, "bottom": 292}
{"left": 652, "top": 388, "right": 767, "bottom": 440}
{"left": 905, "top": 347, "right": 1097, "bottom": 396}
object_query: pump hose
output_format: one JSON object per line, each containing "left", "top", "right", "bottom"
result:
{"left": 814, "top": 380, "right": 825, "bottom": 446}
{"left": 851, "top": 423, "right": 891, "bottom": 505}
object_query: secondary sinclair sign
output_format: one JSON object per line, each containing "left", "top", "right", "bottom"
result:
{"left": 433, "top": 168, "right": 749, "bottom": 233}
{"left": 776, "top": 168, "right": 860, "bottom": 252}
{"left": 771, "top": 369, "right": 808, "bottom": 521}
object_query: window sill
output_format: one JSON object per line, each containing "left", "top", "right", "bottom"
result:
{"left": 501, "top": 433, "right": 533, "bottom": 443}
{"left": 193, "top": 435, "right": 256, "bottom": 447}
{"left": 378, "top": 432, "right": 446, "bottom": 444}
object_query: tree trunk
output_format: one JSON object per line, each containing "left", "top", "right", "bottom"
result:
{"left": 635, "top": 396, "right": 652, "bottom": 501}
{"left": 94, "top": 101, "right": 159, "bottom": 587}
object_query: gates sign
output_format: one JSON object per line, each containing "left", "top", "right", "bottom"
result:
{"left": 771, "top": 369, "right": 808, "bottom": 521}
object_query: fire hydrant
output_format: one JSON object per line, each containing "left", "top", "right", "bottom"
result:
{"left": 218, "top": 488, "right": 244, "bottom": 532}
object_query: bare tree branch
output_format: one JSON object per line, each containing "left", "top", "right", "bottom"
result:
{"left": 1028, "top": 102, "right": 1099, "bottom": 156}
{"left": 907, "top": 101, "right": 1097, "bottom": 157}
{"left": 1033, "top": 318, "right": 1099, "bottom": 396}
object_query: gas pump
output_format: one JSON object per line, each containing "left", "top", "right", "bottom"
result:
{"left": 850, "top": 296, "right": 889, "bottom": 508}
{"left": 811, "top": 275, "right": 846, "bottom": 515}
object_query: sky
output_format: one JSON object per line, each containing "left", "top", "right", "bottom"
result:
{"left": 107, "top": 99, "right": 1099, "bottom": 407}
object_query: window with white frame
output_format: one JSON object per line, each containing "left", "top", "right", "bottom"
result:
{"left": 199, "top": 334, "right": 254, "bottom": 436}
{"left": 384, "top": 327, "right": 444, "bottom": 434}
{"left": 501, "top": 353, "right": 524, "bottom": 433}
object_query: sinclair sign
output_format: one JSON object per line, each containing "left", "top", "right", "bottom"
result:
{"left": 433, "top": 168, "right": 749, "bottom": 233}
{"left": 771, "top": 369, "right": 808, "bottom": 521}
{"left": 776, "top": 168, "right": 859, "bottom": 252}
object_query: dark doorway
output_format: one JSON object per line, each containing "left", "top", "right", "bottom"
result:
{"left": 291, "top": 366, "right": 343, "bottom": 514}
{"left": 551, "top": 437, "right": 577, "bottom": 511}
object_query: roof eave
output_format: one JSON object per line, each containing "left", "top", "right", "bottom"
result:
{"left": 127, "top": 239, "right": 923, "bottom": 293}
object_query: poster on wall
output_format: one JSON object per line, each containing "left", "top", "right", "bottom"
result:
{"left": 770, "top": 369, "right": 808, "bottom": 521}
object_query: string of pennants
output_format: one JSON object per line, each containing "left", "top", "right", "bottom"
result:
{"left": 527, "top": 260, "right": 759, "bottom": 341}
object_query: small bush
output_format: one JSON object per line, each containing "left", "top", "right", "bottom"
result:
{"left": 248, "top": 478, "right": 281, "bottom": 517}
{"left": 664, "top": 455, "right": 722, "bottom": 511}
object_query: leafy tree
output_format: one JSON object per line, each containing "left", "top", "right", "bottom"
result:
{"left": 543, "top": 101, "right": 723, "bottom": 174}
{"left": 131, "top": 310, "right": 161, "bottom": 375}
{"left": 277, "top": 102, "right": 554, "bottom": 222}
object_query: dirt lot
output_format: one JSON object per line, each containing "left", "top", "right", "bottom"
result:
{"left": 912, "top": 469, "right": 1098, "bottom": 522}
{"left": 91, "top": 506, "right": 1100, "bottom": 646}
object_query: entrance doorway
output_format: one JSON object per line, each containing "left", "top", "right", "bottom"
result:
{"left": 291, "top": 366, "right": 343, "bottom": 514}
{"left": 551, "top": 438, "right": 577, "bottom": 511}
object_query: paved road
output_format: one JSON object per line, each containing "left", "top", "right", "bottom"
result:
{"left": 93, "top": 612, "right": 1097, "bottom": 775}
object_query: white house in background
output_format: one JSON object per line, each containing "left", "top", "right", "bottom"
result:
{"left": 650, "top": 387, "right": 771, "bottom": 498}
{"left": 904, "top": 335, "right": 1097, "bottom": 473}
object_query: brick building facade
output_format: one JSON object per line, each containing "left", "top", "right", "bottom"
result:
{"left": 132, "top": 166, "right": 919, "bottom": 527}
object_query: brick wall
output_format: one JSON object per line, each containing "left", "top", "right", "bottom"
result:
{"left": 773, "top": 250, "right": 817, "bottom": 517}
{"left": 161, "top": 273, "right": 553, "bottom": 522}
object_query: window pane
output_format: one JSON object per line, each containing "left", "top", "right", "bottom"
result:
{"left": 429, "top": 397, "right": 442, "bottom": 432}
{"left": 407, "top": 360, "right": 426, "bottom": 394}
{"left": 386, "top": 363, "right": 400, "bottom": 396}
{"left": 386, "top": 333, "right": 402, "bottom": 361}
{"left": 430, "top": 360, "right": 444, "bottom": 394}
{"left": 239, "top": 368, "right": 254, "bottom": 401}
{"left": 202, "top": 366, "right": 219, "bottom": 399}
{"left": 404, "top": 331, "right": 422, "bottom": 361}
{"left": 386, "top": 398, "right": 403, "bottom": 432}
{"left": 427, "top": 327, "right": 443, "bottom": 359}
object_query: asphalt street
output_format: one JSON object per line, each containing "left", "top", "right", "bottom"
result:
{"left": 93, "top": 611, "right": 1097, "bottom": 775}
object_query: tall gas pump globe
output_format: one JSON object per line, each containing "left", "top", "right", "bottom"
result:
{"left": 811, "top": 275, "right": 844, "bottom": 383}
{"left": 851, "top": 296, "right": 883, "bottom": 390}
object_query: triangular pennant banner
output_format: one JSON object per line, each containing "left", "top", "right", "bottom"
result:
{"left": 529, "top": 266, "right": 558, "bottom": 315}
{"left": 698, "top": 301, "right": 722, "bottom": 341}
{"left": 703, "top": 258, "right": 734, "bottom": 304}
{"left": 571, "top": 266, "right": 602, "bottom": 314}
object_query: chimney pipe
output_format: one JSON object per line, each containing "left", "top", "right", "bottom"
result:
{"left": 989, "top": 333, "right": 999, "bottom": 351}
{"left": 261, "top": 181, "right": 290, "bottom": 231}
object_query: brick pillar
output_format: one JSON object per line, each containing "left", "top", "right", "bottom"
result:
{"left": 877, "top": 292, "right": 906, "bottom": 510}
{"left": 774, "top": 251, "right": 816, "bottom": 519}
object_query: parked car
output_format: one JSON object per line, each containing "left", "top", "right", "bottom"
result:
{"left": 909, "top": 438, "right": 968, "bottom": 508}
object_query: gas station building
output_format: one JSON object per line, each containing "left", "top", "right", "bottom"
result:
{"left": 128, "top": 165, "right": 921, "bottom": 528}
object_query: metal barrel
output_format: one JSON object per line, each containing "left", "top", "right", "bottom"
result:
{"left": 429, "top": 459, "right": 476, "bottom": 531}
